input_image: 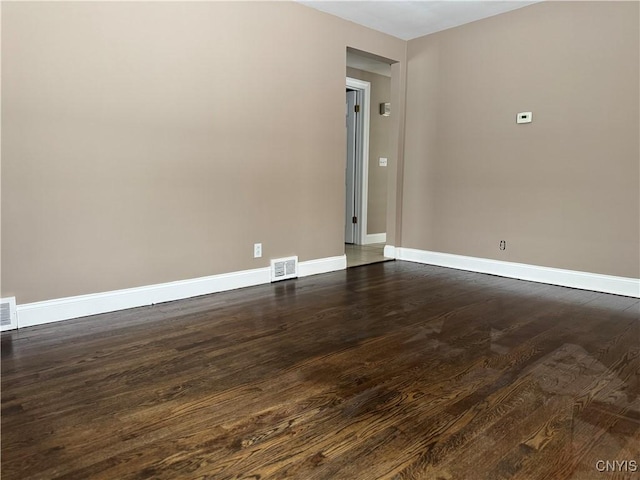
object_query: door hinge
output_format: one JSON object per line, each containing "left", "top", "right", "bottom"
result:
{"left": 354, "top": 104, "right": 360, "bottom": 113}
{"left": 352, "top": 216, "right": 358, "bottom": 224}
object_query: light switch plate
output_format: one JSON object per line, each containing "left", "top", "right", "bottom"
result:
{"left": 517, "top": 112, "right": 532, "bottom": 124}
{"left": 379, "top": 157, "right": 388, "bottom": 167}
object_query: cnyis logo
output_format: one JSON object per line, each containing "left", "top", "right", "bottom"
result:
{"left": 595, "top": 460, "right": 638, "bottom": 472}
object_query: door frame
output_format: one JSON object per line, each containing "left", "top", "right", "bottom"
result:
{"left": 346, "top": 77, "right": 370, "bottom": 245}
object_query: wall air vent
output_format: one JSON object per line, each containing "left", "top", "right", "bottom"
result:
{"left": 270, "top": 256, "right": 298, "bottom": 282}
{"left": 1, "top": 297, "right": 18, "bottom": 331}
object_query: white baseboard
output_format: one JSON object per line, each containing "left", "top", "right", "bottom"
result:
{"left": 299, "top": 255, "right": 347, "bottom": 277}
{"left": 394, "top": 247, "right": 639, "bottom": 298}
{"left": 383, "top": 245, "right": 397, "bottom": 259}
{"left": 364, "top": 233, "right": 386, "bottom": 245}
{"left": 16, "top": 254, "right": 347, "bottom": 328}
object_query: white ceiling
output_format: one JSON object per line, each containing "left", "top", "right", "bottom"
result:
{"left": 297, "top": 1, "right": 542, "bottom": 41}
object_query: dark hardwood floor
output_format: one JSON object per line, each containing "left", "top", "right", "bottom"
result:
{"left": 2, "top": 261, "right": 639, "bottom": 479}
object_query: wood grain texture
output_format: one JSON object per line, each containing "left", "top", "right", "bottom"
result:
{"left": 2, "top": 261, "right": 639, "bottom": 479}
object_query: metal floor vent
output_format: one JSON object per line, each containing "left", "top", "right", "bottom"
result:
{"left": 270, "top": 256, "right": 298, "bottom": 282}
{"left": 1, "top": 297, "right": 18, "bottom": 331}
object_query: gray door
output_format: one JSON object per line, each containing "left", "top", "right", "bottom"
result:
{"left": 345, "top": 89, "right": 357, "bottom": 244}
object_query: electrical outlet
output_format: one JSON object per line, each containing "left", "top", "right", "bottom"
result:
{"left": 254, "top": 243, "right": 262, "bottom": 258}
{"left": 499, "top": 240, "right": 506, "bottom": 251}
{"left": 516, "top": 112, "right": 532, "bottom": 124}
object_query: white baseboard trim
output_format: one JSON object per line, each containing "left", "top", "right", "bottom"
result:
{"left": 364, "top": 233, "right": 386, "bottom": 245}
{"left": 383, "top": 245, "right": 397, "bottom": 259}
{"left": 17, "top": 268, "right": 271, "bottom": 329}
{"left": 395, "top": 247, "right": 640, "bottom": 298}
{"left": 16, "top": 255, "right": 348, "bottom": 328}
{"left": 299, "top": 255, "right": 347, "bottom": 277}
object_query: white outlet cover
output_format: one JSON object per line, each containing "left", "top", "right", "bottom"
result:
{"left": 516, "top": 112, "right": 532, "bottom": 124}
{"left": 379, "top": 157, "right": 388, "bottom": 166}
{"left": 254, "top": 243, "right": 262, "bottom": 258}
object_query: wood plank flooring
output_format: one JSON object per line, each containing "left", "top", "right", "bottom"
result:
{"left": 2, "top": 261, "right": 639, "bottom": 479}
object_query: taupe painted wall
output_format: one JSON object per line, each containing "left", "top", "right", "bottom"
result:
{"left": 346, "top": 67, "right": 391, "bottom": 235}
{"left": 4, "top": 1, "right": 635, "bottom": 306}
{"left": 1, "top": 2, "right": 406, "bottom": 303}
{"left": 402, "top": 1, "right": 639, "bottom": 278}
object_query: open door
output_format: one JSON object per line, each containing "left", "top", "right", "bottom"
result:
{"left": 345, "top": 89, "right": 358, "bottom": 244}
{"left": 345, "top": 77, "right": 371, "bottom": 246}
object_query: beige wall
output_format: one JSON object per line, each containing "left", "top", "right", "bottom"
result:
{"left": 1, "top": 2, "right": 406, "bottom": 303}
{"left": 402, "top": 1, "right": 639, "bottom": 278}
{"left": 346, "top": 67, "right": 391, "bottom": 235}
{"left": 4, "top": 1, "right": 636, "bottom": 306}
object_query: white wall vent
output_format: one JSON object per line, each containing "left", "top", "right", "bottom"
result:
{"left": 1, "top": 297, "right": 18, "bottom": 331}
{"left": 270, "top": 256, "right": 298, "bottom": 282}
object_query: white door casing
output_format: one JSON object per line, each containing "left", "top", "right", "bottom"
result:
{"left": 345, "top": 89, "right": 357, "bottom": 244}
{"left": 345, "top": 77, "right": 370, "bottom": 245}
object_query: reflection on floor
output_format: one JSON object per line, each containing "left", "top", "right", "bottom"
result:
{"left": 2, "top": 262, "right": 638, "bottom": 479}
{"left": 345, "top": 242, "right": 393, "bottom": 268}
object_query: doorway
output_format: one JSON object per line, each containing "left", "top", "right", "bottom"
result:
{"left": 345, "top": 78, "right": 389, "bottom": 268}
{"left": 345, "top": 47, "right": 398, "bottom": 267}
